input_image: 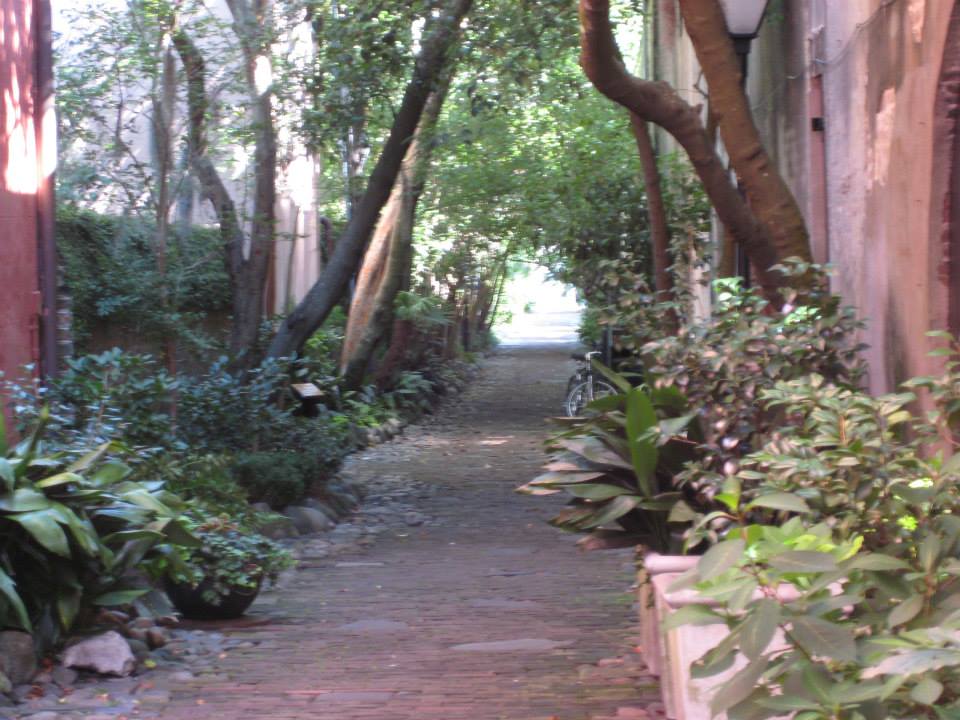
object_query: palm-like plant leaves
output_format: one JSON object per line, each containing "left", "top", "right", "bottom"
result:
{"left": 0, "top": 409, "right": 195, "bottom": 651}
{"left": 519, "top": 369, "right": 700, "bottom": 553}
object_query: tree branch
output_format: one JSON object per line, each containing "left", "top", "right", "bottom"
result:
{"left": 579, "top": 0, "right": 784, "bottom": 291}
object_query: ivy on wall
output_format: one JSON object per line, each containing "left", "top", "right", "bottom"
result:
{"left": 56, "top": 207, "right": 231, "bottom": 352}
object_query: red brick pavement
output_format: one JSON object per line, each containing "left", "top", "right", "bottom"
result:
{"left": 151, "top": 345, "right": 664, "bottom": 720}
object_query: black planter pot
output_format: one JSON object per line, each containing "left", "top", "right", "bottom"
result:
{"left": 164, "top": 577, "right": 262, "bottom": 620}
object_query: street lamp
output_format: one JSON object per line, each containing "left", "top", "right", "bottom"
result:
{"left": 718, "top": 0, "right": 771, "bottom": 80}
{"left": 717, "top": 0, "right": 770, "bottom": 286}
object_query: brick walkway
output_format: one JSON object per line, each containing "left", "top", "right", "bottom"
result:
{"left": 155, "top": 345, "right": 663, "bottom": 720}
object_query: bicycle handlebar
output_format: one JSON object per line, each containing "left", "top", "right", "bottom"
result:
{"left": 570, "top": 351, "right": 601, "bottom": 362}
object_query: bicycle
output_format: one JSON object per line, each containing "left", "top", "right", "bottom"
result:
{"left": 564, "top": 350, "right": 618, "bottom": 417}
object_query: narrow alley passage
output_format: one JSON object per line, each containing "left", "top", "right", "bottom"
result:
{"left": 152, "top": 344, "right": 662, "bottom": 720}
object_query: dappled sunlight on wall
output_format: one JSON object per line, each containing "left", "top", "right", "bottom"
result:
{"left": 0, "top": 0, "right": 54, "bottom": 390}
{"left": 0, "top": 1, "right": 38, "bottom": 194}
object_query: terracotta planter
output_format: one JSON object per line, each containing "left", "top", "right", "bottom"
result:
{"left": 164, "top": 576, "right": 262, "bottom": 620}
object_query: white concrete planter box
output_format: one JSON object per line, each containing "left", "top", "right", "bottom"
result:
{"left": 648, "top": 570, "right": 794, "bottom": 720}
{"left": 637, "top": 553, "right": 699, "bottom": 679}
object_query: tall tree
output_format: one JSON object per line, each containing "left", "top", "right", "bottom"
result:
{"left": 267, "top": 0, "right": 473, "bottom": 359}
{"left": 340, "top": 72, "right": 453, "bottom": 388}
{"left": 578, "top": 0, "right": 812, "bottom": 293}
{"left": 173, "top": 0, "right": 277, "bottom": 359}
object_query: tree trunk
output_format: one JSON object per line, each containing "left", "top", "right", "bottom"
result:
{"left": 578, "top": 0, "right": 802, "bottom": 293}
{"left": 152, "top": 43, "right": 177, "bottom": 379}
{"left": 173, "top": 0, "right": 276, "bottom": 362}
{"left": 629, "top": 114, "right": 673, "bottom": 306}
{"left": 340, "top": 76, "right": 452, "bottom": 388}
{"left": 678, "top": 0, "right": 811, "bottom": 267}
{"left": 267, "top": 0, "right": 473, "bottom": 360}
{"left": 339, "top": 172, "right": 413, "bottom": 387}
{"left": 373, "top": 318, "right": 415, "bottom": 389}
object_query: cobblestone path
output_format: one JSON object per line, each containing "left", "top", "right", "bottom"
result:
{"left": 155, "top": 344, "right": 662, "bottom": 720}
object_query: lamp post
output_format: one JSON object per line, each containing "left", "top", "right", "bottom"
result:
{"left": 718, "top": 0, "right": 770, "bottom": 286}
{"left": 718, "top": 0, "right": 771, "bottom": 83}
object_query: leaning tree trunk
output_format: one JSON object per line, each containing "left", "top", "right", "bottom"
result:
{"left": 677, "top": 0, "right": 810, "bottom": 266}
{"left": 578, "top": 0, "right": 809, "bottom": 294}
{"left": 267, "top": 0, "right": 473, "bottom": 360}
{"left": 340, "top": 75, "right": 453, "bottom": 388}
{"left": 339, "top": 171, "right": 414, "bottom": 387}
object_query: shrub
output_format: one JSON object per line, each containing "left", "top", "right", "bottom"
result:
{"left": 646, "top": 264, "right": 867, "bottom": 530}
{"left": 164, "top": 513, "right": 293, "bottom": 605}
{"left": 671, "top": 350, "right": 960, "bottom": 719}
{"left": 158, "top": 454, "right": 251, "bottom": 517}
{"left": 6, "top": 349, "right": 178, "bottom": 453}
{"left": 176, "top": 356, "right": 293, "bottom": 455}
{"left": 229, "top": 452, "right": 313, "bottom": 509}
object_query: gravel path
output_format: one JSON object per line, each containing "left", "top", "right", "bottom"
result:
{"left": 15, "top": 344, "right": 663, "bottom": 720}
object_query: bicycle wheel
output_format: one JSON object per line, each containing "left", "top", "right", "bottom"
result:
{"left": 564, "top": 380, "right": 617, "bottom": 417}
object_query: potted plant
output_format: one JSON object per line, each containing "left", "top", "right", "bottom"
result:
{"left": 162, "top": 514, "right": 294, "bottom": 620}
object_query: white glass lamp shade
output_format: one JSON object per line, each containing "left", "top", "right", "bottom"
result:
{"left": 718, "top": 0, "right": 771, "bottom": 38}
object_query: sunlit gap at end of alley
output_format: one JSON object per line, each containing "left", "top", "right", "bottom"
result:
{"left": 494, "top": 267, "right": 581, "bottom": 346}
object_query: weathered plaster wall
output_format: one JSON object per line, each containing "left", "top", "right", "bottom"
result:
{"left": 0, "top": 0, "right": 43, "bottom": 383}
{"left": 750, "top": 0, "right": 954, "bottom": 392}
{"left": 815, "top": 0, "right": 951, "bottom": 392}
{"left": 655, "top": 0, "right": 955, "bottom": 393}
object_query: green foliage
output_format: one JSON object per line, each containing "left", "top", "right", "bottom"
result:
{"left": 517, "top": 374, "right": 699, "bottom": 553}
{"left": 661, "top": 153, "right": 711, "bottom": 309}
{"left": 0, "top": 411, "right": 195, "bottom": 652}
{"left": 382, "top": 371, "right": 435, "bottom": 414}
{"left": 569, "top": 155, "right": 710, "bottom": 352}
{"left": 56, "top": 207, "right": 230, "bottom": 351}
{"left": 229, "top": 452, "right": 316, "bottom": 510}
{"left": 158, "top": 454, "right": 251, "bottom": 518}
{"left": 175, "top": 357, "right": 293, "bottom": 455}
{"left": 6, "top": 350, "right": 178, "bottom": 453}
{"left": 167, "top": 514, "right": 293, "bottom": 605}
{"left": 645, "top": 263, "right": 866, "bottom": 534}
{"left": 301, "top": 310, "right": 347, "bottom": 378}
{"left": 670, "top": 348, "right": 960, "bottom": 719}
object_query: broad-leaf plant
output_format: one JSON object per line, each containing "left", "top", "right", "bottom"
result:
{"left": 671, "top": 360, "right": 960, "bottom": 719}
{"left": 0, "top": 409, "right": 195, "bottom": 652}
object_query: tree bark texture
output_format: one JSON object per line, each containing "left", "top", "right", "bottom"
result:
{"left": 174, "top": 0, "right": 277, "bottom": 361}
{"left": 629, "top": 113, "right": 673, "bottom": 304}
{"left": 340, "top": 77, "right": 452, "bottom": 388}
{"left": 677, "top": 0, "right": 811, "bottom": 266}
{"left": 578, "top": 0, "right": 797, "bottom": 292}
{"left": 267, "top": 0, "right": 473, "bottom": 360}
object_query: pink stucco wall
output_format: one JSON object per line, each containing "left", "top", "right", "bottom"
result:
{"left": 656, "top": 0, "right": 959, "bottom": 392}
{"left": 0, "top": 0, "right": 43, "bottom": 385}
{"left": 815, "top": 0, "right": 955, "bottom": 392}
{"left": 749, "top": 0, "right": 959, "bottom": 392}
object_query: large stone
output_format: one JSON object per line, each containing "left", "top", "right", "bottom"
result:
{"left": 301, "top": 497, "right": 340, "bottom": 523}
{"left": 283, "top": 506, "right": 334, "bottom": 534}
{"left": 0, "top": 630, "right": 36, "bottom": 685}
{"left": 327, "top": 482, "right": 360, "bottom": 509}
{"left": 312, "top": 489, "right": 352, "bottom": 518}
{"left": 256, "top": 513, "right": 300, "bottom": 539}
{"left": 62, "top": 631, "right": 136, "bottom": 677}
